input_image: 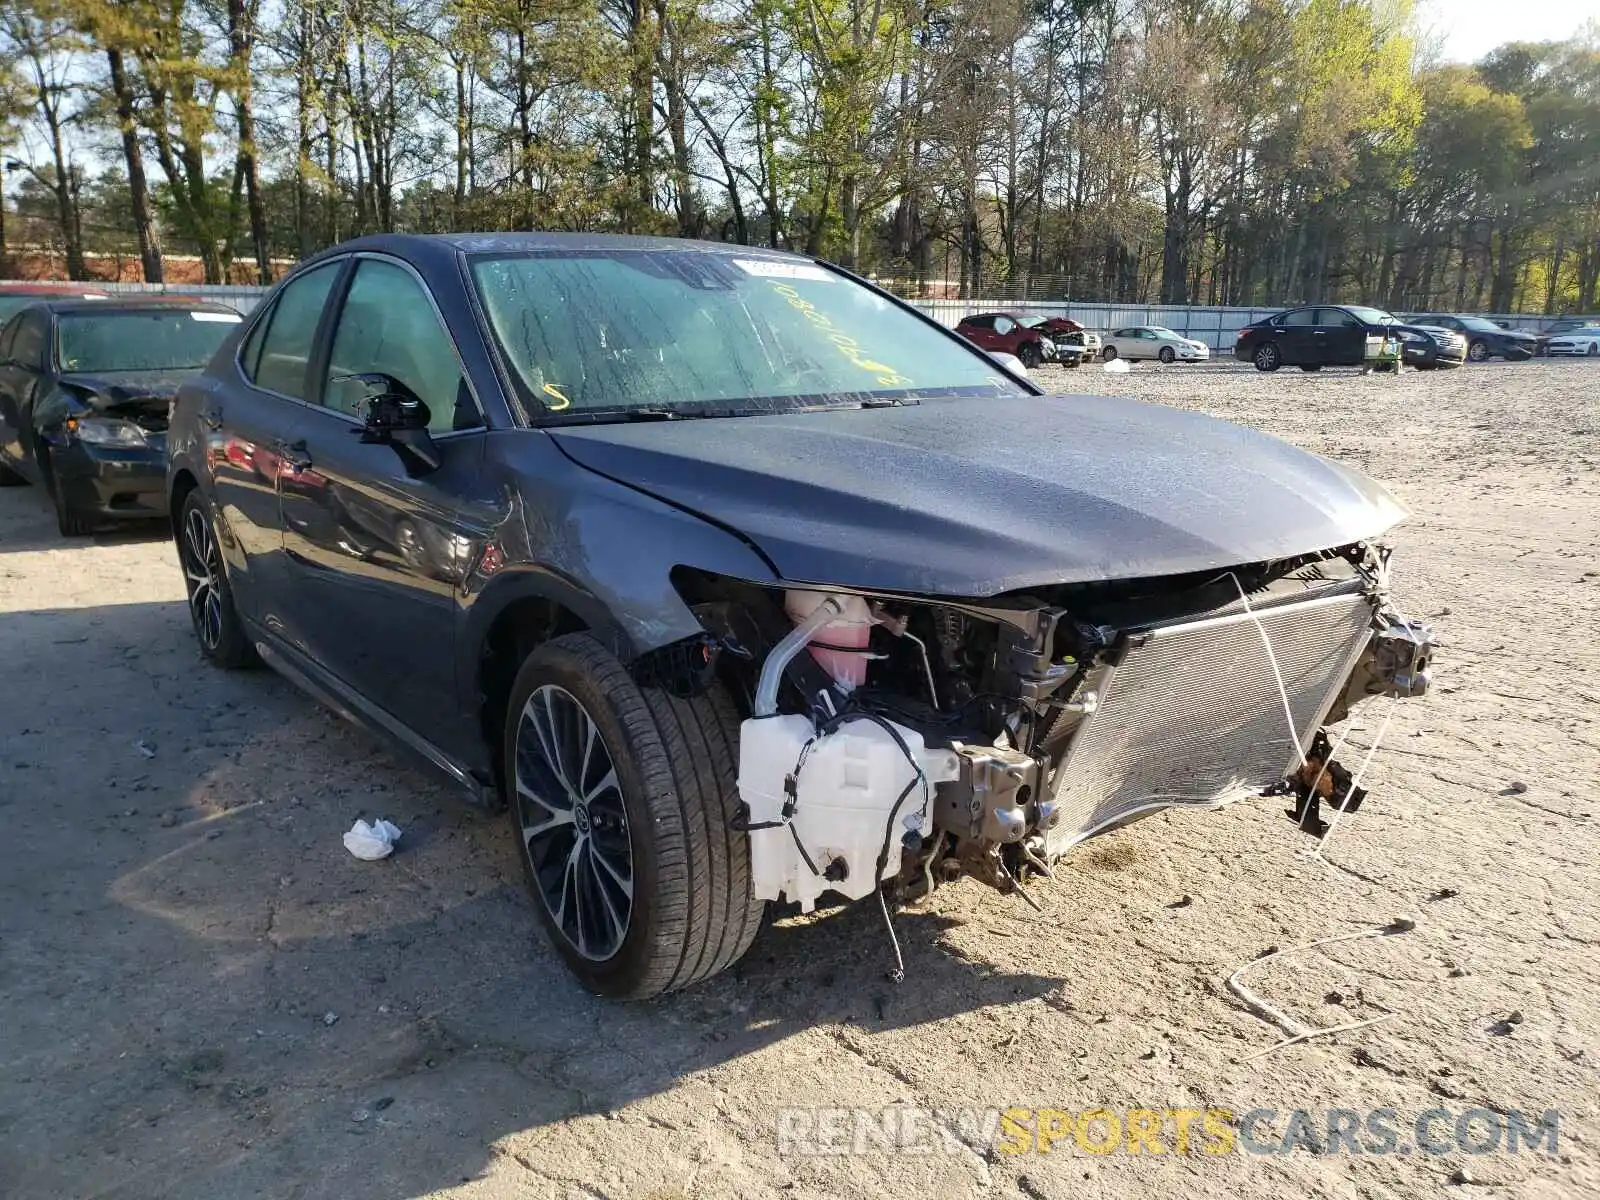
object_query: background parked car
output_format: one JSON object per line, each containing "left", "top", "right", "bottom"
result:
{"left": 953, "top": 312, "right": 1054, "bottom": 368}
{"left": 1100, "top": 326, "right": 1209, "bottom": 363}
{"left": 1533, "top": 317, "right": 1600, "bottom": 355}
{"left": 0, "top": 297, "right": 241, "bottom": 535}
{"left": 1235, "top": 305, "right": 1465, "bottom": 372}
{"left": 1406, "top": 314, "right": 1535, "bottom": 362}
{"left": 1544, "top": 325, "right": 1600, "bottom": 357}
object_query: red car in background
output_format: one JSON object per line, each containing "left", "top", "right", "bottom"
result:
{"left": 954, "top": 311, "right": 1095, "bottom": 368}
{"left": 0, "top": 283, "right": 111, "bottom": 325}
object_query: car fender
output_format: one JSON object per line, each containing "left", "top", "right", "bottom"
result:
{"left": 456, "top": 431, "right": 781, "bottom": 697}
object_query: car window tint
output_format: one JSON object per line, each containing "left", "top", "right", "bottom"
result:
{"left": 965, "top": 315, "right": 993, "bottom": 330}
{"left": 1316, "top": 308, "right": 1360, "bottom": 328}
{"left": 239, "top": 300, "right": 273, "bottom": 380}
{"left": 1282, "top": 309, "right": 1318, "bottom": 327}
{"left": 994, "top": 316, "right": 1015, "bottom": 334}
{"left": 323, "top": 259, "right": 474, "bottom": 434}
{"left": 0, "top": 316, "right": 17, "bottom": 361}
{"left": 253, "top": 261, "right": 340, "bottom": 399}
{"left": 11, "top": 312, "right": 47, "bottom": 369}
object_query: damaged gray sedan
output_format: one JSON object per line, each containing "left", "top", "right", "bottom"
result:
{"left": 167, "top": 233, "right": 1434, "bottom": 999}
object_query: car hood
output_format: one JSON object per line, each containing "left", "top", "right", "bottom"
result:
{"left": 550, "top": 394, "right": 1409, "bottom": 596}
{"left": 61, "top": 369, "right": 191, "bottom": 413}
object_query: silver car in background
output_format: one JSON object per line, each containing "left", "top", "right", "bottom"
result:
{"left": 1101, "top": 326, "right": 1211, "bottom": 363}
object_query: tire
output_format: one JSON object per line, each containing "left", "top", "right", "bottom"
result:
{"left": 0, "top": 457, "right": 26, "bottom": 486}
{"left": 1063, "top": 354, "right": 1081, "bottom": 369}
{"left": 1299, "top": 364, "right": 1322, "bottom": 373}
{"left": 1468, "top": 340, "right": 1489, "bottom": 362}
{"left": 1018, "top": 341, "right": 1043, "bottom": 369}
{"left": 1253, "top": 343, "right": 1281, "bottom": 372}
{"left": 1588, "top": 342, "right": 1599, "bottom": 358}
{"left": 39, "top": 449, "right": 93, "bottom": 537}
{"left": 1101, "top": 346, "right": 1117, "bottom": 361}
{"left": 177, "top": 488, "right": 259, "bottom": 668}
{"left": 1158, "top": 345, "right": 1176, "bottom": 364}
{"left": 505, "top": 633, "right": 764, "bottom": 999}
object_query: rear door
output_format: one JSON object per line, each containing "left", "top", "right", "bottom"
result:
{"left": 959, "top": 315, "right": 998, "bottom": 350}
{"left": 1315, "top": 308, "right": 1367, "bottom": 365}
{"left": 275, "top": 254, "right": 487, "bottom": 738}
{"left": 1275, "top": 308, "right": 1319, "bottom": 364}
{"left": 211, "top": 258, "right": 346, "bottom": 624}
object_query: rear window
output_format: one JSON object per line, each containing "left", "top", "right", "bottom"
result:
{"left": 57, "top": 309, "right": 241, "bottom": 373}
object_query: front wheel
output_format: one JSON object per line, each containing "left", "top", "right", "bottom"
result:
{"left": 1467, "top": 340, "right": 1489, "bottom": 362}
{"left": 1158, "top": 346, "right": 1176, "bottom": 364}
{"left": 505, "top": 633, "right": 764, "bottom": 998}
{"left": 1253, "top": 343, "right": 1281, "bottom": 372}
{"left": 1588, "top": 342, "right": 1599, "bottom": 358}
{"left": 1018, "top": 341, "right": 1043, "bottom": 369}
{"left": 39, "top": 450, "right": 92, "bottom": 537}
{"left": 177, "top": 489, "right": 259, "bottom": 668}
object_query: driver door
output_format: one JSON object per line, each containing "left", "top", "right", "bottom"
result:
{"left": 275, "top": 255, "right": 487, "bottom": 738}
{"left": 1315, "top": 308, "right": 1367, "bottom": 366}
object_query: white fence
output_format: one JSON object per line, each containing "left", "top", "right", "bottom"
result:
{"left": 4, "top": 280, "right": 1562, "bottom": 350}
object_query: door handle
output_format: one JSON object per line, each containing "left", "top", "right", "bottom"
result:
{"left": 200, "top": 403, "right": 224, "bottom": 430}
{"left": 275, "top": 438, "right": 312, "bottom": 472}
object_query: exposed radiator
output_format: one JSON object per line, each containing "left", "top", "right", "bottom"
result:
{"left": 1045, "top": 590, "right": 1375, "bottom": 855}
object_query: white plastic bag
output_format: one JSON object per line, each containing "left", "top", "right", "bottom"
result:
{"left": 343, "top": 818, "right": 402, "bottom": 861}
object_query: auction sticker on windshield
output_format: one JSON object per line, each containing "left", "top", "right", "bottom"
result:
{"left": 733, "top": 259, "right": 835, "bottom": 282}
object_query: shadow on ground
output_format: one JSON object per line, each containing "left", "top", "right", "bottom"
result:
{"left": 0, "top": 598, "right": 1061, "bottom": 1200}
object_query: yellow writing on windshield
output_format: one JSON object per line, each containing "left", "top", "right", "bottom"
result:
{"left": 769, "top": 283, "right": 914, "bottom": 387}
{"left": 541, "top": 382, "right": 571, "bottom": 411}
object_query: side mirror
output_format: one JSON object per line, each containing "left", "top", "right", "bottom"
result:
{"left": 344, "top": 373, "right": 442, "bottom": 475}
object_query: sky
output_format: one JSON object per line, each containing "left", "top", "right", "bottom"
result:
{"left": 1420, "top": 0, "right": 1600, "bottom": 63}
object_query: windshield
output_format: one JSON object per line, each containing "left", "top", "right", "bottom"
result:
{"left": 1346, "top": 306, "right": 1400, "bottom": 325}
{"left": 57, "top": 309, "right": 240, "bottom": 373}
{"left": 470, "top": 250, "right": 1027, "bottom": 420}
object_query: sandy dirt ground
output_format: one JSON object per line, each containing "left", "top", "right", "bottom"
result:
{"left": 1, "top": 359, "right": 1596, "bottom": 1200}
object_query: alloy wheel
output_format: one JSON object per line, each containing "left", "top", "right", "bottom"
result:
{"left": 514, "top": 685, "right": 634, "bottom": 961}
{"left": 1468, "top": 341, "right": 1488, "bottom": 362}
{"left": 181, "top": 506, "right": 225, "bottom": 651}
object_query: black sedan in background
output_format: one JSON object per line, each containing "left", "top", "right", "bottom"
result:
{"left": 1406, "top": 314, "right": 1536, "bottom": 362}
{"left": 0, "top": 297, "right": 242, "bottom": 535}
{"left": 1235, "top": 305, "right": 1467, "bottom": 372}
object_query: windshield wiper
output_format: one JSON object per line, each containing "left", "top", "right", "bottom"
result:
{"left": 858, "top": 396, "right": 919, "bottom": 408}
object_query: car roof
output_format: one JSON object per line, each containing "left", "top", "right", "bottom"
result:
{"left": 0, "top": 283, "right": 110, "bottom": 296}
{"left": 23, "top": 296, "right": 240, "bottom": 316}
{"left": 300, "top": 231, "right": 823, "bottom": 273}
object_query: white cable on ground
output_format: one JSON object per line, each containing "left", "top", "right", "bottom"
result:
{"left": 1225, "top": 918, "right": 1414, "bottom": 1061}
{"left": 1230, "top": 572, "right": 1308, "bottom": 767}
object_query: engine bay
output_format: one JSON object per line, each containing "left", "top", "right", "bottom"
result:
{"left": 663, "top": 544, "right": 1435, "bottom": 917}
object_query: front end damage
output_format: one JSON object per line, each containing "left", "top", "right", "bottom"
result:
{"left": 662, "top": 544, "right": 1434, "bottom": 915}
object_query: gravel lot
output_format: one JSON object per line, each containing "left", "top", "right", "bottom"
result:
{"left": 1, "top": 360, "right": 1596, "bottom": 1200}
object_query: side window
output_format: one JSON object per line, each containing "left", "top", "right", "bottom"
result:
{"left": 251, "top": 261, "right": 341, "bottom": 399}
{"left": 239, "top": 301, "right": 274, "bottom": 380}
{"left": 965, "top": 315, "right": 993, "bottom": 330}
{"left": 1316, "top": 308, "right": 1360, "bottom": 328}
{"left": 11, "top": 312, "right": 47, "bottom": 369}
{"left": 994, "top": 316, "right": 1016, "bottom": 335}
{"left": 1282, "top": 309, "right": 1318, "bottom": 327}
{"left": 322, "top": 259, "right": 476, "bottom": 433}
{"left": 1112, "top": 328, "right": 1131, "bottom": 338}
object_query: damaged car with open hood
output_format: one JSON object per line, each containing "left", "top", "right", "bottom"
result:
{"left": 165, "top": 233, "right": 1436, "bottom": 998}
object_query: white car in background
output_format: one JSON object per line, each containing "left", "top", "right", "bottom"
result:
{"left": 1545, "top": 326, "right": 1600, "bottom": 357}
{"left": 1101, "top": 326, "right": 1211, "bottom": 363}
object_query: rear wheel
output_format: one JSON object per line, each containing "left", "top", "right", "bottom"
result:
{"left": 505, "top": 633, "right": 764, "bottom": 998}
{"left": 177, "top": 489, "right": 259, "bottom": 668}
{"left": 1158, "top": 345, "right": 1176, "bottom": 364}
{"left": 1101, "top": 346, "right": 1117, "bottom": 361}
{"left": 1467, "top": 340, "right": 1489, "bottom": 362}
{"left": 1253, "top": 343, "right": 1281, "bottom": 372}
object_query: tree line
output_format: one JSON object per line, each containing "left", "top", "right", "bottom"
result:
{"left": 2, "top": 0, "right": 1598, "bottom": 313}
